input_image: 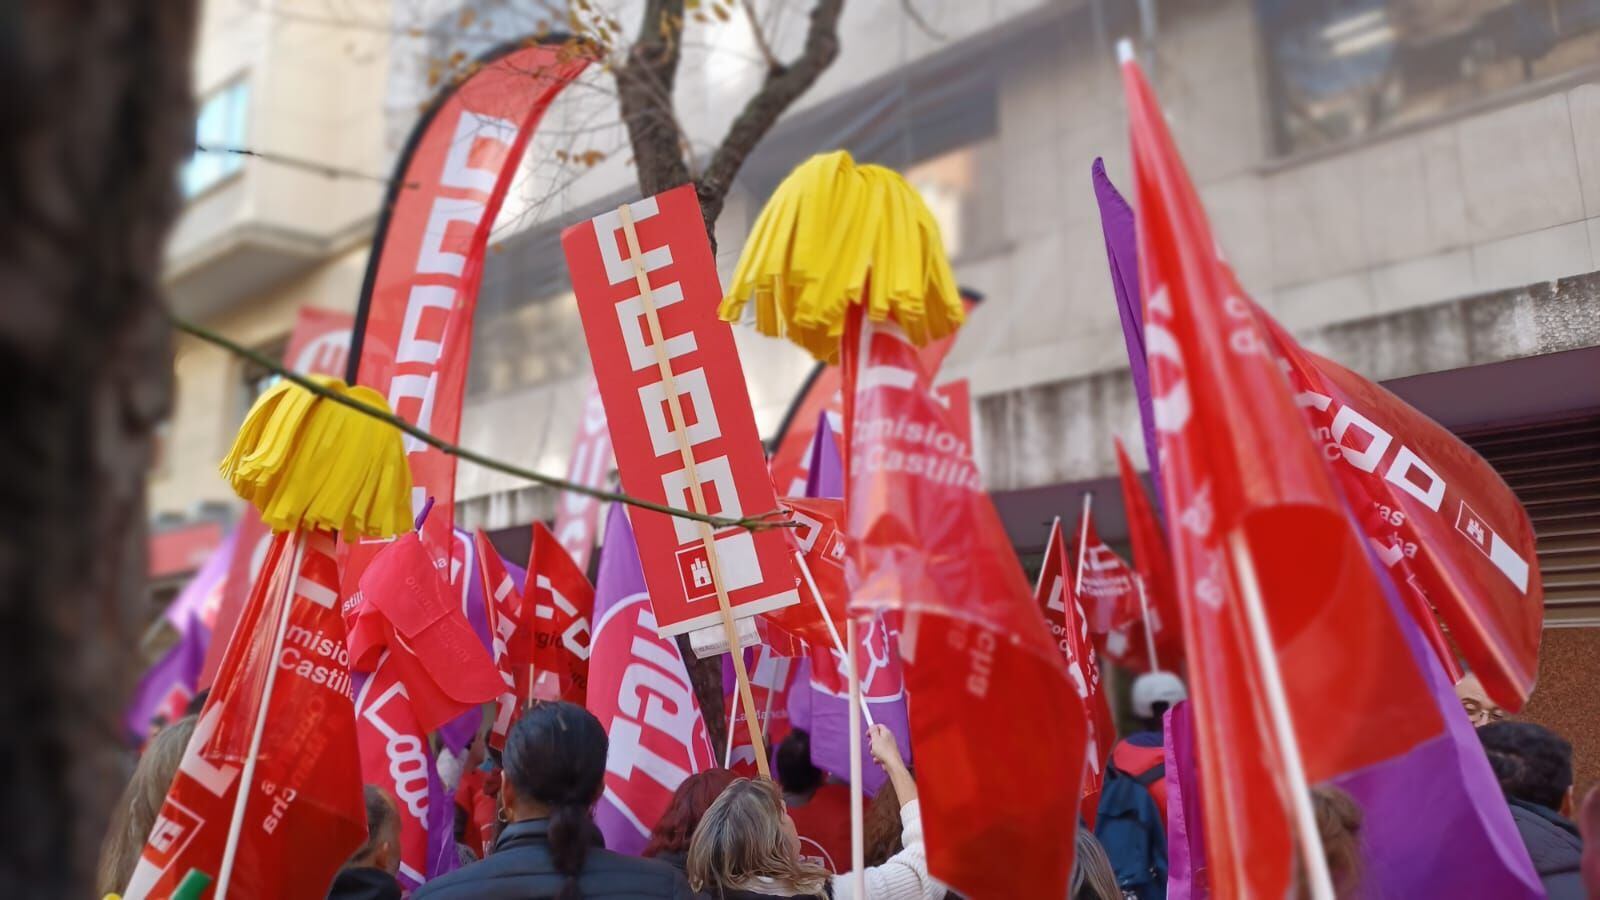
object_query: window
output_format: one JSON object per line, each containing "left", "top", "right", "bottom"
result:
{"left": 1258, "top": 0, "right": 1600, "bottom": 156}
{"left": 182, "top": 79, "right": 250, "bottom": 196}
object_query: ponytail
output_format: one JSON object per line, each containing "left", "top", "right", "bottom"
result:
{"left": 548, "top": 800, "right": 598, "bottom": 900}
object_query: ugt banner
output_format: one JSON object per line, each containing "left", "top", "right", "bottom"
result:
{"left": 562, "top": 186, "right": 798, "bottom": 637}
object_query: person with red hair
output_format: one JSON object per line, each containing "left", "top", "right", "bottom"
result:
{"left": 644, "top": 769, "right": 741, "bottom": 874}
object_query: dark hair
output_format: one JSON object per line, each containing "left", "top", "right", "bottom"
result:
{"left": 503, "top": 701, "right": 608, "bottom": 900}
{"left": 774, "top": 729, "right": 824, "bottom": 796}
{"left": 1311, "top": 786, "right": 1363, "bottom": 897}
{"left": 864, "top": 773, "right": 906, "bottom": 866}
{"left": 1478, "top": 721, "right": 1573, "bottom": 811}
{"left": 643, "top": 768, "right": 739, "bottom": 858}
{"left": 350, "top": 785, "right": 398, "bottom": 867}
{"left": 184, "top": 688, "right": 210, "bottom": 717}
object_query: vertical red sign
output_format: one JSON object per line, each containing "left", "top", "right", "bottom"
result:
{"left": 561, "top": 185, "right": 799, "bottom": 636}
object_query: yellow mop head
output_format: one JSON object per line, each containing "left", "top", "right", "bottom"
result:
{"left": 219, "top": 375, "right": 413, "bottom": 539}
{"left": 718, "top": 151, "right": 963, "bottom": 362}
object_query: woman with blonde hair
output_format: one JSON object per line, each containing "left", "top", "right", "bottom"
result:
{"left": 97, "top": 715, "right": 197, "bottom": 897}
{"left": 686, "top": 724, "right": 941, "bottom": 900}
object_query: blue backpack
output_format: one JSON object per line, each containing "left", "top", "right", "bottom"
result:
{"left": 1093, "top": 761, "right": 1169, "bottom": 900}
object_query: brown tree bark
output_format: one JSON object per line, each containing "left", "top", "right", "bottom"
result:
{"left": 619, "top": 1, "right": 845, "bottom": 754}
{"left": 0, "top": 2, "right": 197, "bottom": 893}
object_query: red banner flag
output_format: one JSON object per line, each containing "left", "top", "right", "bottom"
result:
{"left": 562, "top": 185, "right": 799, "bottom": 637}
{"left": 347, "top": 533, "right": 503, "bottom": 734}
{"left": 202, "top": 307, "right": 353, "bottom": 689}
{"left": 761, "top": 496, "right": 849, "bottom": 651}
{"left": 347, "top": 41, "right": 590, "bottom": 573}
{"left": 843, "top": 309, "right": 1086, "bottom": 899}
{"left": 528, "top": 520, "right": 594, "bottom": 707}
{"left": 125, "top": 531, "right": 364, "bottom": 899}
{"left": 550, "top": 378, "right": 614, "bottom": 571}
{"left": 723, "top": 646, "right": 798, "bottom": 777}
{"left": 472, "top": 528, "right": 529, "bottom": 749}
{"left": 1123, "top": 50, "right": 1444, "bottom": 897}
{"left": 1114, "top": 437, "right": 1183, "bottom": 670}
{"left": 351, "top": 654, "right": 439, "bottom": 888}
{"left": 1263, "top": 317, "right": 1541, "bottom": 709}
{"left": 1073, "top": 498, "right": 1138, "bottom": 636}
{"left": 1035, "top": 517, "right": 1117, "bottom": 825}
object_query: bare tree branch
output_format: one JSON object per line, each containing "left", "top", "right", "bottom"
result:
{"left": 740, "top": 0, "right": 782, "bottom": 73}
{"left": 901, "top": 0, "right": 947, "bottom": 42}
{"left": 616, "top": 0, "right": 693, "bottom": 196}
{"left": 695, "top": 0, "right": 844, "bottom": 239}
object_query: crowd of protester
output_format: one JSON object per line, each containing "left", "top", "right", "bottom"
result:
{"left": 104, "top": 669, "right": 1595, "bottom": 900}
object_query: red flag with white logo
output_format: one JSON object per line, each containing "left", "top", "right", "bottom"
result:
{"left": 1035, "top": 517, "right": 1116, "bottom": 825}
{"left": 124, "top": 531, "right": 364, "bottom": 899}
{"left": 1261, "top": 315, "right": 1540, "bottom": 709}
{"left": 527, "top": 521, "right": 595, "bottom": 708}
{"left": 844, "top": 309, "right": 1086, "bottom": 899}
{"left": 348, "top": 533, "right": 502, "bottom": 734}
{"left": 722, "top": 646, "right": 798, "bottom": 777}
{"left": 472, "top": 529, "right": 530, "bottom": 750}
{"left": 763, "top": 496, "right": 850, "bottom": 652}
{"left": 351, "top": 654, "right": 439, "bottom": 888}
{"left": 1114, "top": 437, "right": 1184, "bottom": 670}
{"left": 1123, "top": 51, "right": 1444, "bottom": 897}
{"left": 1072, "top": 500, "right": 1138, "bottom": 637}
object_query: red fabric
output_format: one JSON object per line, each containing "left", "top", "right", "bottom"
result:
{"left": 764, "top": 497, "right": 849, "bottom": 651}
{"left": 1261, "top": 315, "right": 1541, "bottom": 709}
{"left": 1122, "top": 54, "right": 1444, "bottom": 897}
{"left": 349, "top": 532, "right": 502, "bottom": 734}
{"left": 453, "top": 768, "right": 499, "bottom": 859}
{"left": 550, "top": 378, "right": 614, "bottom": 571}
{"left": 1113, "top": 438, "right": 1184, "bottom": 671}
{"left": 1110, "top": 740, "right": 1169, "bottom": 823}
{"left": 474, "top": 528, "right": 530, "bottom": 749}
{"left": 842, "top": 308, "right": 1086, "bottom": 900}
{"left": 788, "top": 783, "right": 856, "bottom": 873}
{"left": 1072, "top": 504, "right": 1137, "bottom": 636}
{"left": 352, "top": 652, "right": 436, "bottom": 885}
{"left": 125, "top": 531, "right": 364, "bottom": 899}
{"left": 527, "top": 521, "right": 594, "bottom": 707}
{"left": 1034, "top": 517, "right": 1116, "bottom": 826}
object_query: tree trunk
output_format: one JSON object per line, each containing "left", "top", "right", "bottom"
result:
{"left": 0, "top": 2, "right": 197, "bottom": 893}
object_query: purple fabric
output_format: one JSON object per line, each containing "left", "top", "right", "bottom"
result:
{"left": 424, "top": 752, "right": 460, "bottom": 882}
{"left": 1327, "top": 541, "right": 1542, "bottom": 898}
{"left": 794, "top": 413, "right": 911, "bottom": 796}
{"left": 126, "top": 531, "right": 236, "bottom": 741}
{"left": 588, "top": 505, "right": 657, "bottom": 856}
{"left": 1163, "top": 701, "right": 1208, "bottom": 900}
{"left": 804, "top": 409, "right": 845, "bottom": 499}
{"left": 1092, "top": 159, "right": 1164, "bottom": 520}
{"left": 437, "top": 527, "right": 526, "bottom": 752}
{"left": 161, "top": 527, "right": 237, "bottom": 635}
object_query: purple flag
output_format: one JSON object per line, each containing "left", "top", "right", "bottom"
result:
{"left": 1324, "top": 542, "right": 1542, "bottom": 898}
{"left": 1092, "top": 158, "right": 1164, "bottom": 519}
{"left": 424, "top": 751, "right": 460, "bottom": 882}
{"left": 436, "top": 526, "right": 526, "bottom": 752}
{"left": 791, "top": 411, "right": 912, "bottom": 796}
{"left": 1163, "top": 701, "right": 1209, "bottom": 900}
{"left": 125, "top": 530, "right": 236, "bottom": 742}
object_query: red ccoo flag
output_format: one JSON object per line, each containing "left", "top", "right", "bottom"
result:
{"left": 1035, "top": 517, "right": 1116, "bottom": 825}
{"left": 124, "top": 532, "right": 364, "bottom": 899}
{"left": 844, "top": 307, "right": 1087, "bottom": 899}
{"left": 1122, "top": 48, "right": 1443, "bottom": 897}
{"left": 1114, "top": 437, "right": 1183, "bottom": 670}
{"left": 1072, "top": 498, "right": 1138, "bottom": 637}
{"left": 527, "top": 520, "right": 595, "bottom": 708}
{"left": 473, "top": 528, "right": 531, "bottom": 749}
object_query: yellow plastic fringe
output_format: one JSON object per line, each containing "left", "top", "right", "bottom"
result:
{"left": 219, "top": 375, "right": 413, "bottom": 539}
{"left": 718, "top": 151, "right": 964, "bottom": 362}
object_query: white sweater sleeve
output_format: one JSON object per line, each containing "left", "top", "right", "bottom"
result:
{"left": 830, "top": 799, "right": 946, "bottom": 900}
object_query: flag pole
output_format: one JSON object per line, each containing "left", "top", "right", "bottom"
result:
{"left": 1035, "top": 517, "right": 1063, "bottom": 596}
{"left": 846, "top": 616, "right": 866, "bottom": 900}
{"left": 724, "top": 680, "right": 739, "bottom": 768}
{"left": 618, "top": 204, "right": 769, "bottom": 779}
{"left": 1227, "top": 531, "right": 1335, "bottom": 900}
{"left": 1074, "top": 493, "right": 1093, "bottom": 596}
{"left": 1135, "top": 575, "right": 1161, "bottom": 672}
{"left": 215, "top": 530, "right": 307, "bottom": 900}
{"left": 793, "top": 551, "right": 876, "bottom": 728}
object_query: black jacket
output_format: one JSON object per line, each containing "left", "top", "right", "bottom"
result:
{"left": 1507, "top": 797, "right": 1583, "bottom": 900}
{"left": 326, "top": 866, "right": 402, "bottom": 900}
{"left": 413, "top": 818, "right": 693, "bottom": 899}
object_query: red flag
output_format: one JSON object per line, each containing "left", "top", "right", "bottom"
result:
{"left": 762, "top": 496, "right": 850, "bottom": 652}
{"left": 527, "top": 521, "right": 594, "bottom": 708}
{"left": 723, "top": 646, "right": 798, "bottom": 777}
{"left": 1123, "top": 51, "right": 1443, "bottom": 897}
{"left": 1263, "top": 317, "right": 1540, "bottom": 708}
{"left": 351, "top": 655, "right": 438, "bottom": 888}
{"left": 125, "top": 531, "right": 364, "bottom": 899}
{"left": 1114, "top": 437, "right": 1183, "bottom": 669}
{"left": 1034, "top": 517, "right": 1116, "bottom": 825}
{"left": 473, "top": 528, "right": 530, "bottom": 749}
{"left": 348, "top": 532, "right": 502, "bottom": 734}
{"left": 844, "top": 309, "right": 1086, "bottom": 899}
{"left": 1072, "top": 499, "right": 1140, "bottom": 645}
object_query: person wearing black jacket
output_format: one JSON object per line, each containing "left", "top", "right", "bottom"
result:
{"left": 415, "top": 701, "right": 692, "bottom": 900}
{"left": 1479, "top": 721, "right": 1585, "bottom": 900}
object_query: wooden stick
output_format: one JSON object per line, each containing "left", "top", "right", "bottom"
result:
{"left": 846, "top": 617, "right": 866, "bottom": 900}
{"left": 215, "top": 530, "right": 307, "bottom": 899}
{"left": 1074, "top": 493, "right": 1093, "bottom": 596}
{"left": 1136, "top": 575, "right": 1161, "bottom": 672}
{"left": 616, "top": 203, "right": 770, "bottom": 779}
{"left": 1227, "top": 530, "right": 1335, "bottom": 900}
{"left": 792, "top": 550, "right": 875, "bottom": 728}
{"left": 1035, "top": 516, "right": 1062, "bottom": 596}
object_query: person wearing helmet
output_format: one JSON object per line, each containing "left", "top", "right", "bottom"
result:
{"left": 1094, "top": 671, "right": 1187, "bottom": 900}
{"left": 1112, "top": 671, "right": 1187, "bottom": 822}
